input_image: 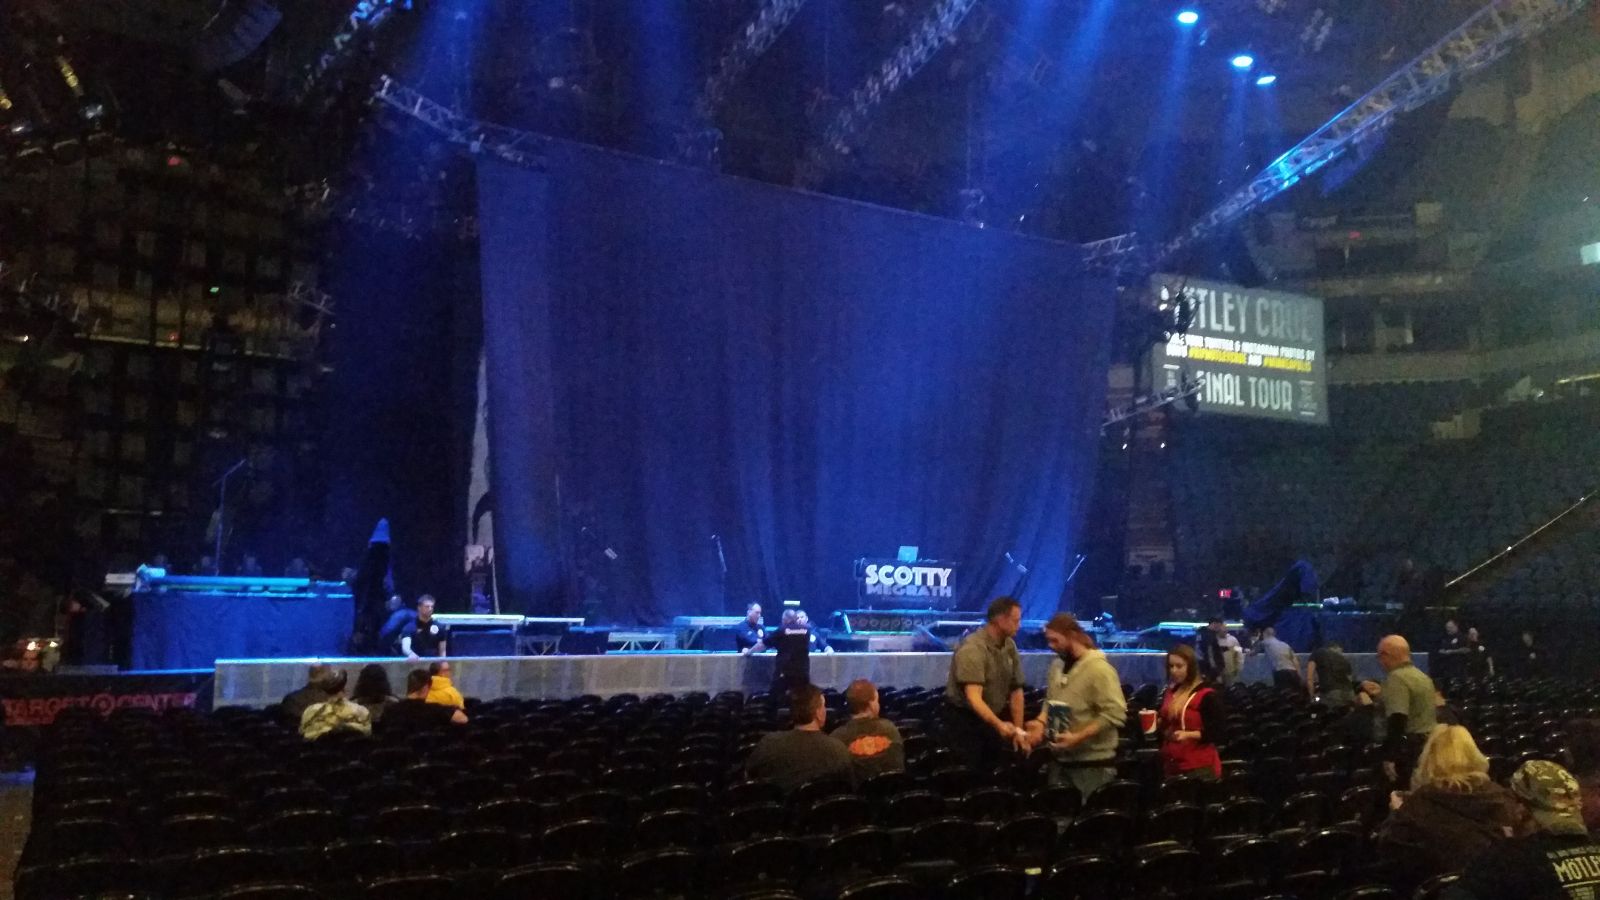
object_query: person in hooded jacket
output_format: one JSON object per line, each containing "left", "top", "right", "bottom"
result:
{"left": 1377, "top": 724, "right": 1528, "bottom": 889}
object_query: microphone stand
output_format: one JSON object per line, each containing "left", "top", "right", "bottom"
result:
{"left": 711, "top": 533, "right": 729, "bottom": 611}
{"left": 212, "top": 458, "right": 247, "bottom": 574}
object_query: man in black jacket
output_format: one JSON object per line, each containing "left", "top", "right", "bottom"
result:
{"left": 1446, "top": 761, "right": 1600, "bottom": 899}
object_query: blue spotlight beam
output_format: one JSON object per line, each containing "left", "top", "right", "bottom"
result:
{"left": 693, "top": 0, "right": 812, "bottom": 123}
{"left": 1084, "top": 0, "right": 1591, "bottom": 273}
{"left": 371, "top": 75, "right": 545, "bottom": 168}
{"left": 797, "top": 0, "right": 982, "bottom": 186}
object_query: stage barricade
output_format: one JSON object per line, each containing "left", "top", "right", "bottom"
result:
{"left": 214, "top": 651, "right": 1170, "bottom": 708}
{"left": 206, "top": 650, "right": 1407, "bottom": 709}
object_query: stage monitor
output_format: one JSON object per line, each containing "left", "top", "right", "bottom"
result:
{"left": 1151, "top": 275, "right": 1328, "bottom": 425}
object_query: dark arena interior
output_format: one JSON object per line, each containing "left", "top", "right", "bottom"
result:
{"left": 3, "top": 0, "right": 1600, "bottom": 898}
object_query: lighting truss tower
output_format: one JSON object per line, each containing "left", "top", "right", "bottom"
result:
{"left": 797, "top": 0, "right": 981, "bottom": 186}
{"left": 372, "top": 75, "right": 545, "bottom": 168}
{"left": 297, "top": 0, "right": 403, "bottom": 104}
{"left": 694, "top": 0, "right": 811, "bottom": 123}
{"left": 1084, "top": 0, "right": 1590, "bottom": 273}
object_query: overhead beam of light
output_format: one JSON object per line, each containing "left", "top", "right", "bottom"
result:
{"left": 1177, "top": 10, "right": 1200, "bottom": 26}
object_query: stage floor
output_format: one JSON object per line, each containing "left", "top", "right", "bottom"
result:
{"left": 211, "top": 650, "right": 1410, "bottom": 708}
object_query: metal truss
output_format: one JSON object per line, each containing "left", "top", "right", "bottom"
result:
{"left": 1102, "top": 378, "right": 1201, "bottom": 431}
{"left": 798, "top": 0, "right": 981, "bottom": 185}
{"left": 372, "top": 75, "right": 545, "bottom": 168}
{"left": 693, "top": 0, "right": 811, "bottom": 123}
{"left": 1090, "top": 0, "right": 1590, "bottom": 272}
{"left": 297, "top": 0, "right": 403, "bottom": 103}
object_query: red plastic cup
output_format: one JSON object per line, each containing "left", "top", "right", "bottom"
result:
{"left": 1139, "top": 709, "right": 1158, "bottom": 735}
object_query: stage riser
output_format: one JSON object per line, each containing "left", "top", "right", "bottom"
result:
{"left": 212, "top": 651, "right": 1409, "bottom": 709}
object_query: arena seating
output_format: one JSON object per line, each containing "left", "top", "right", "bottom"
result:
{"left": 18, "top": 676, "right": 1586, "bottom": 900}
{"left": 1170, "top": 389, "right": 1600, "bottom": 607}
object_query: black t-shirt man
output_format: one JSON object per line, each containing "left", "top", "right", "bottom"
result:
{"left": 403, "top": 617, "right": 449, "bottom": 657}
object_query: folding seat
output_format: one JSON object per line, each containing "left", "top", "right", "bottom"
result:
{"left": 719, "top": 801, "right": 788, "bottom": 841}
{"left": 437, "top": 826, "right": 523, "bottom": 870}
{"left": 789, "top": 776, "right": 852, "bottom": 810}
{"left": 796, "top": 794, "right": 871, "bottom": 836}
{"left": 1029, "top": 784, "right": 1083, "bottom": 819}
{"left": 1291, "top": 827, "right": 1362, "bottom": 878}
{"left": 1211, "top": 835, "right": 1279, "bottom": 886}
{"left": 1155, "top": 774, "right": 1205, "bottom": 808}
{"left": 492, "top": 861, "right": 592, "bottom": 900}
{"left": 370, "top": 804, "right": 445, "bottom": 843}
{"left": 927, "top": 766, "right": 979, "bottom": 799}
{"left": 1060, "top": 809, "right": 1133, "bottom": 856}
{"left": 558, "top": 788, "right": 632, "bottom": 824}
{"left": 1144, "top": 802, "right": 1204, "bottom": 846}
{"left": 836, "top": 875, "right": 920, "bottom": 900}
{"left": 944, "top": 863, "right": 1027, "bottom": 900}
{"left": 821, "top": 826, "right": 893, "bottom": 874}
{"left": 32, "top": 816, "right": 127, "bottom": 863}
{"left": 1413, "top": 873, "right": 1461, "bottom": 900}
{"left": 903, "top": 817, "right": 984, "bottom": 865}
{"left": 1276, "top": 791, "right": 1329, "bottom": 830}
{"left": 152, "top": 813, "right": 244, "bottom": 855}
{"left": 633, "top": 808, "right": 707, "bottom": 851}
{"left": 540, "top": 817, "right": 622, "bottom": 861}
{"left": 618, "top": 847, "right": 702, "bottom": 898}
{"left": 15, "top": 855, "right": 145, "bottom": 900}
{"left": 876, "top": 789, "right": 944, "bottom": 829}
{"left": 361, "top": 873, "right": 458, "bottom": 899}
{"left": 994, "top": 813, "right": 1056, "bottom": 871}
{"left": 1083, "top": 778, "right": 1141, "bottom": 817}
{"left": 1131, "top": 842, "right": 1203, "bottom": 898}
{"left": 322, "top": 836, "right": 407, "bottom": 885}
{"left": 960, "top": 786, "right": 1023, "bottom": 823}
{"left": 249, "top": 807, "right": 344, "bottom": 849}
{"left": 217, "top": 884, "right": 322, "bottom": 900}
{"left": 162, "top": 846, "right": 280, "bottom": 898}
{"left": 717, "top": 835, "right": 807, "bottom": 888}
{"left": 860, "top": 771, "right": 912, "bottom": 805}
{"left": 1204, "top": 797, "right": 1269, "bottom": 835}
{"left": 1039, "top": 853, "right": 1114, "bottom": 900}
{"left": 641, "top": 782, "right": 705, "bottom": 813}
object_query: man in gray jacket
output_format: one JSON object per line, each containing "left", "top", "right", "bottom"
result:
{"left": 1023, "top": 612, "right": 1127, "bottom": 797}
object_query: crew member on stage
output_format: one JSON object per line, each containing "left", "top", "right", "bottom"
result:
{"left": 796, "top": 610, "right": 834, "bottom": 654}
{"left": 1436, "top": 619, "right": 1469, "bottom": 680}
{"left": 735, "top": 603, "right": 766, "bottom": 655}
{"left": 400, "top": 595, "right": 448, "bottom": 659}
{"left": 771, "top": 609, "right": 811, "bottom": 698}
{"left": 942, "top": 596, "right": 1026, "bottom": 770}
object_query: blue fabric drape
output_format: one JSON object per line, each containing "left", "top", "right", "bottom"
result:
{"left": 477, "top": 143, "right": 1113, "bottom": 623}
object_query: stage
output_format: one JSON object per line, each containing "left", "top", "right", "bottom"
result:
{"left": 209, "top": 650, "right": 1411, "bottom": 708}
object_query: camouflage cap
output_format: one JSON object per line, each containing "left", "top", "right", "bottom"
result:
{"left": 1510, "top": 760, "right": 1587, "bottom": 836}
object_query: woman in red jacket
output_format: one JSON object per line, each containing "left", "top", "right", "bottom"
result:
{"left": 1160, "top": 643, "right": 1224, "bottom": 779}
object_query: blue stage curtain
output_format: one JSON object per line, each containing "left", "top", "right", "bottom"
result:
{"left": 477, "top": 143, "right": 1113, "bottom": 623}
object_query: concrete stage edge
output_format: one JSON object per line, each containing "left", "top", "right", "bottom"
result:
{"left": 213, "top": 651, "right": 1418, "bottom": 708}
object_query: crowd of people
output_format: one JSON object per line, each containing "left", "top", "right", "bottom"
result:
{"left": 281, "top": 660, "right": 468, "bottom": 741}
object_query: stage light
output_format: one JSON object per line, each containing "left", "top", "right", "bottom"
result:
{"left": 81, "top": 101, "right": 105, "bottom": 121}
{"left": 1177, "top": 10, "right": 1200, "bottom": 25}
{"left": 1255, "top": 73, "right": 1277, "bottom": 86}
{"left": 1231, "top": 54, "right": 1254, "bottom": 70}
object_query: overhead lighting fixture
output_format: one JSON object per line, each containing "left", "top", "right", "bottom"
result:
{"left": 1231, "top": 54, "right": 1255, "bottom": 70}
{"left": 1177, "top": 10, "right": 1200, "bottom": 25}
{"left": 1256, "top": 74, "right": 1278, "bottom": 86}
